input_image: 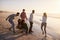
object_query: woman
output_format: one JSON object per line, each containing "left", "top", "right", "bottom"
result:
{"left": 41, "top": 12, "right": 47, "bottom": 36}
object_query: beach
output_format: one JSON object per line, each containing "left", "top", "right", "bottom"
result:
{"left": 0, "top": 12, "right": 60, "bottom": 40}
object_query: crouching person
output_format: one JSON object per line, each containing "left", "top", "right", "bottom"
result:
{"left": 16, "top": 19, "right": 28, "bottom": 34}
{"left": 16, "top": 19, "right": 22, "bottom": 29}
{"left": 21, "top": 20, "right": 28, "bottom": 34}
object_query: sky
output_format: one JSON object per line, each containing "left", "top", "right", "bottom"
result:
{"left": 0, "top": 0, "right": 60, "bottom": 13}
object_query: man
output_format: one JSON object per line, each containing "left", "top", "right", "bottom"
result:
{"left": 29, "top": 10, "right": 35, "bottom": 33}
{"left": 6, "top": 12, "right": 19, "bottom": 33}
{"left": 20, "top": 9, "right": 27, "bottom": 21}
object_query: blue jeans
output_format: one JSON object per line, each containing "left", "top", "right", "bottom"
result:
{"left": 9, "top": 19, "right": 15, "bottom": 33}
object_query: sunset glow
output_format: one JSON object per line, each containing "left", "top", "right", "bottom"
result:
{"left": 0, "top": 0, "right": 60, "bottom": 13}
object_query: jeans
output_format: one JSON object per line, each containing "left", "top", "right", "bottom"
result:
{"left": 9, "top": 19, "right": 15, "bottom": 33}
{"left": 29, "top": 21, "right": 33, "bottom": 33}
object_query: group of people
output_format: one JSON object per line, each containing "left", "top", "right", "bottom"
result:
{"left": 6, "top": 9, "right": 47, "bottom": 36}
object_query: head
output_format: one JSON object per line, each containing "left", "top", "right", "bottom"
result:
{"left": 16, "top": 12, "right": 20, "bottom": 16}
{"left": 21, "top": 20, "right": 25, "bottom": 25}
{"left": 22, "top": 9, "right": 25, "bottom": 12}
{"left": 18, "top": 19, "right": 21, "bottom": 23}
{"left": 32, "top": 10, "right": 35, "bottom": 14}
{"left": 22, "top": 20, "right": 25, "bottom": 23}
{"left": 43, "top": 12, "right": 47, "bottom": 17}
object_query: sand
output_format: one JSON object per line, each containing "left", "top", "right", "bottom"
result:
{"left": 0, "top": 12, "right": 60, "bottom": 40}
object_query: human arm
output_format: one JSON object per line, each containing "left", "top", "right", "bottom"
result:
{"left": 6, "top": 15, "right": 10, "bottom": 21}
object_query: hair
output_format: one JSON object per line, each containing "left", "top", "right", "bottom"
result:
{"left": 22, "top": 20, "right": 25, "bottom": 23}
{"left": 23, "top": 9, "right": 25, "bottom": 11}
{"left": 18, "top": 19, "right": 21, "bottom": 24}
{"left": 32, "top": 10, "right": 35, "bottom": 13}
{"left": 17, "top": 12, "right": 19, "bottom": 14}
{"left": 43, "top": 12, "right": 47, "bottom": 17}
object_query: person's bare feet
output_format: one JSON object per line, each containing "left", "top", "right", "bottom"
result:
{"left": 42, "top": 31, "right": 44, "bottom": 35}
{"left": 29, "top": 31, "right": 33, "bottom": 34}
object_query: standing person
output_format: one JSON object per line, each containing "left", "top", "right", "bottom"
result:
{"left": 29, "top": 10, "right": 35, "bottom": 33}
{"left": 41, "top": 12, "right": 47, "bottom": 36}
{"left": 6, "top": 12, "right": 19, "bottom": 33}
{"left": 20, "top": 9, "right": 27, "bottom": 21}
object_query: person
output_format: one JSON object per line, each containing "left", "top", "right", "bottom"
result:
{"left": 16, "top": 19, "right": 28, "bottom": 34}
{"left": 29, "top": 10, "right": 35, "bottom": 33}
{"left": 6, "top": 12, "right": 19, "bottom": 33}
{"left": 21, "top": 20, "right": 28, "bottom": 34}
{"left": 20, "top": 9, "right": 27, "bottom": 21}
{"left": 16, "top": 19, "right": 22, "bottom": 29}
{"left": 20, "top": 9, "right": 28, "bottom": 34}
{"left": 41, "top": 12, "right": 47, "bottom": 36}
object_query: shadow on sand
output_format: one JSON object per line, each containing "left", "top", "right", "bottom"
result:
{"left": 0, "top": 31, "right": 26, "bottom": 40}
{"left": 41, "top": 36, "right": 46, "bottom": 40}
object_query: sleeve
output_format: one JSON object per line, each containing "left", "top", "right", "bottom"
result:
{"left": 6, "top": 15, "right": 10, "bottom": 20}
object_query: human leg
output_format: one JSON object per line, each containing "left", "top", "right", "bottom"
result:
{"left": 29, "top": 22, "right": 33, "bottom": 33}
{"left": 41, "top": 23, "right": 44, "bottom": 34}
{"left": 44, "top": 23, "right": 47, "bottom": 36}
{"left": 9, "top": 20, "right": 15, "bottom": 33}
